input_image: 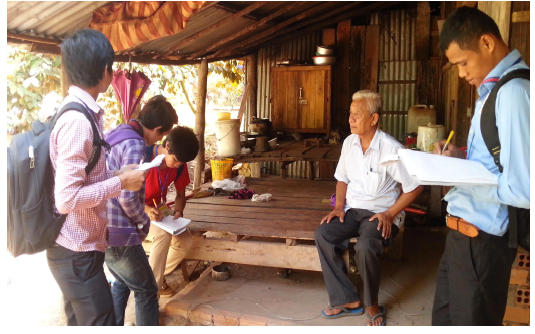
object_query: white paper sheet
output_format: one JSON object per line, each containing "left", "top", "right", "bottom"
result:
{"left": 151, "top": 216, "right": 191, "bottom": 235}
{"left": 136, "top": 154, "right": 165, "bottom": 171}
{"left": 397, "top": 149, "right": 498, "bottom": 186}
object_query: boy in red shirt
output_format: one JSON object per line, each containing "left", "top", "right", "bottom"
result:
{"left": 143, "top": 126, "right": 199, "bottom": 298}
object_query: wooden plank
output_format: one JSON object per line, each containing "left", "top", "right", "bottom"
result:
{"left": 322, "top": 28, "right": 336, "bottom": 45}
{"left": 186, "top": 238, "right": 323, "bottom": 271}
{"left": 333, "top": 19, "right": 351, "bottom": 132}
{"left": 319, "top": 161, "right": 336, "bottom": 179}
{"left": 186, "top": 221, "right": 318, "bottom": 240}
{"left": 350, "top": 26, "right": 366, "bottom": 98}
{"left": 512, "top": 11, "right": 530, "bottom": 23}
{"left": 299, "top": 70, "right": 312, "bottom": 129}
{"left": 415, "top": 2, "right": 431, "bottom": 61}
{"left": 363, "top": 25, "right": 380, "bottom": 91}
{"left": 510, "top": 269, "right": 529, "bottom": 285}
{"left": 503, "top": 306, "right": 530, "bottom": 323}
{"left": 325, "top": 144, "right": 342, "bottom": 160}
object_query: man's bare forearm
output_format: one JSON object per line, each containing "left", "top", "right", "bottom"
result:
{"left": 335, "top": 181, "right": 348, "bottom": 208}
{"left": 386, "top": 186, "right": 424, "bottom": 217}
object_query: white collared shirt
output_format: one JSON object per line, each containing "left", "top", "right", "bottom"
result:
{"left": 334, "top": 129, "right": 419, "bottom": 226}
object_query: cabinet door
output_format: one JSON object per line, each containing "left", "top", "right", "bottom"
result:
{"left": 298, "top": 70, "right": 326, "bottom": 130}
{"left": 271, "top": 70, "right": 298, "bottom": 131}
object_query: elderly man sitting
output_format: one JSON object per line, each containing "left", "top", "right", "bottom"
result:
{"left": 315, "top": 90, "right": 423, "bottom": 326}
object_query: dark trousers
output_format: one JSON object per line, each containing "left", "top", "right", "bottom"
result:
{"left": 46, "top": 244, "right": 116, "bottom": 326}
{"left": 314, "top": 208, "right": 399, "bottom": 307}
{"left": 105, "top": 245, "right": 159, "bottom": 326}
{"left": 432, "top": 229, "right": 517, "bottom": 326}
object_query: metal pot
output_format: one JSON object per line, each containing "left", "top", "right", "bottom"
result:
{"left": 316, "top": 45, "right": 335, "bottom": 55}
{"left": 313, "top": 56, "right": 336, "bottom": 65}
{"left": 249, "top": 117, "right": 272, "bottom": 136}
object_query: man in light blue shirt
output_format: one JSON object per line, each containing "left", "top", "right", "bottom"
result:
{"left": 432, "top": 6, "right": 529, "bottom": 326}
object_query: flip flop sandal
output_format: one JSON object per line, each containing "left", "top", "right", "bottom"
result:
{"left": 366, "top": 306, "right": 386, "bottom": 326}
{"left": 320, "top": 306, "right": 364, "bottom": 319}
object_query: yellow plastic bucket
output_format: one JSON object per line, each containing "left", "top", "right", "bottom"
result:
{"left": 217, "top": 112, "right": 231, "bottom": 121}
{"left": 210, "top": 158, "right": 233, "bottom": 181}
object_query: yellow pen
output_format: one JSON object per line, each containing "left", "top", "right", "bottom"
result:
{"left": 153, "top": 198, "right": 158, "bottom": 207}
{"left": 442, "top": 131, "right": 454, "bottom": 153}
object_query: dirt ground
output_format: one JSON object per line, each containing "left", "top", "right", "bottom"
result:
{"left": 5, "top": 226, "right": 447, "bottom": 326}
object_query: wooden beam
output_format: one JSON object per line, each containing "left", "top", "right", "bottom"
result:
{"left": 213, "top": 2, "right": 270, "bottom": 23}
{"left": 186, "top": 238, "right": 323, "bottom": 271}
{"left": 362, "top": 25, "right": 380, "bottom": 91}
{"left": 246, "top": 52, "right": 258, "bottom": 119}
{"left": 334, "top": 19, "right": 351, "bottom": 130}
{"left": 415, "top": 1, "right": 431, "bottom": 61}
{"left": 188, "top": 1, "right": 305, "bottom": 59}
{"left": 193, "top": 59, "right": 208, "bottom": 189}
{"left": 349, "top": 26, "right": 366, "bottom": 101}
{"left": 241, "top": 1, "right": 400, "bottom": 57}
{"left": 7, "top": 32, "right": 60, "bottom": 45}
{"left": 512, "top": 11, "right": 530, "bottom": 23}
{"left": 156, "top": 1, "right": 267, "bottom": 59}
{"left": 212, "top": 1, "right": 345, "bottom": 59}
{"left": 221, "top": 1, "right": 364, "bottom": 58}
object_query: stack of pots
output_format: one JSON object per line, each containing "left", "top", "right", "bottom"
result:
{"left": 313, "top": 45, "right": 336, "bottom": 65}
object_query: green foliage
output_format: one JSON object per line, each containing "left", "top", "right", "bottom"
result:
{"left": 7, "top": 45, "right": 245, "bottom": 134}
{"left": 7, "top": 47, "right": 61, "bottom": 134}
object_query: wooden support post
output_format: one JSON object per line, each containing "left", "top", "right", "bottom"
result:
{"left": 334, "top": 20, "right": 351, "bottom": 132}
{"left": 193, "top": 59, "right": 208, "bottom": 189}
{"left": 478, "top": 1, "right": 512, "bottom": 46}
{"left": 247, "top": 53, "right": 258, "bottom": 120}
{"left": 61, "top": 60, "right": 69, "bottom": 98}
{"left": 350, "top": 26, "right": 366, "bottom": 97}
{"left": 280, "top": 161, "right": 292, "bottom": 179}
{"left": 363, "top": 25, "right": 380, "bottom": 91}
{"left": 308, "top": 161, "right": 315, "bottom": 181}
{"left": 415, "top": 1, "right": 431, "bottom": 61}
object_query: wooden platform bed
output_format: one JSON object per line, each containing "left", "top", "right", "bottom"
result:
{"left": 174, "top": 175, "right": 404, "bottom": 281}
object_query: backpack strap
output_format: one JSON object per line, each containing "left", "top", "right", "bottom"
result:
{"left": 52, "top": 102, "right": 110, "bottom": 175}
{"left": 480, "top": 68, "right": 530, "bottom": 248}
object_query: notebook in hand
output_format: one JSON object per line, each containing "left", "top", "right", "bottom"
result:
{"left": 151, "top": 216, "right": 191, "bottom": 235}
{"left": 380, "top": 149, "right": 498, "bottom": 187}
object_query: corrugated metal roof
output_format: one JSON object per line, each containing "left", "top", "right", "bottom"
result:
{"left": 7, "top": 1, "right": 406, "bottom": 61}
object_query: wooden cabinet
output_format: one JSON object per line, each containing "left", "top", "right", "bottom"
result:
{"left": 271, "top": 65, "right": 331, "bottom": 134}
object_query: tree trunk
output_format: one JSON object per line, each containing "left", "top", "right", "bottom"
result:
{"left": 193, "top": 59, "right": 208, "bottom": 189}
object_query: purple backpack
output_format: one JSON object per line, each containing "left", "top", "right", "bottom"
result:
{"left": 105, "top": 123, "right": 144, "bottom": 147}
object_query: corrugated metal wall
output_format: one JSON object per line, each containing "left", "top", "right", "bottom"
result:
{"left": 371, "top": 8, "right": 416, "bottom": 142}
{"left": 249, "top": 31, "right": 322, "bottom": 178}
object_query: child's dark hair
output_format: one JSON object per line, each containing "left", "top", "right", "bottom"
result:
{"left": 163, "top": 126, "right": 199, "bottom": 163}
{"left": 138, "top": 95, "right": 178, "bottom": 133}
{"left": 439, "top": 6, "right": 502, "bottom": 53}
{"left": 60, "top": 29, "right": 114, "bottom": 88}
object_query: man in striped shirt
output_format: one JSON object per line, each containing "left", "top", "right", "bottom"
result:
{"left": 47, "top": 29, "right": 146, "bottom": 326}
{"left": 315, "top": 91, "right": 423, "bottom": 326}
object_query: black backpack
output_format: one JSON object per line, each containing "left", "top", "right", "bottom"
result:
{"left": 7, "top": 102, "right": 110, "bottom": 257}
{"left": 480, "top": 68, "right": 530, "bottom": 251}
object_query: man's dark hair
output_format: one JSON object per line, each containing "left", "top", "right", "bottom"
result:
{"left": 138, "top": 95, "right": 178, "bottom": 133}
{"left": 60, "top": 29, "right": 115, "bottom": 88}
{"left": 439, "top": 6, "right": 502, "bottom": 53}
{"left": 164, "top": 126, "right": 199, "bottom": 163}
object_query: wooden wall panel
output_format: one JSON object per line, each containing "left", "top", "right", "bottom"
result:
{"left": 415, "top": 1, "right": 431, "bottom": 61}
{"left": 478, "top": 1, "right": 512, "bottom": 45}
{"left": 509, "top": 1, "right": 530, "bottom": 66}
{"left": 333, "top": 20, "right": 351, "bottom": 134}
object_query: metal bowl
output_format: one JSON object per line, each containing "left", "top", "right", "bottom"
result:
{"left": 313, "top": 56, "right": 336, "bottom": 65}
{"left": 212, "top": 265, "right": 231, "bottom": 281}
{"left": 316, "top": 45, "right": 335, "bottom": 55}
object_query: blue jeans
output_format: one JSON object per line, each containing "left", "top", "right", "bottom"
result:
{"left": 105, "top": 244, "right": 159, "bottom": 326}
